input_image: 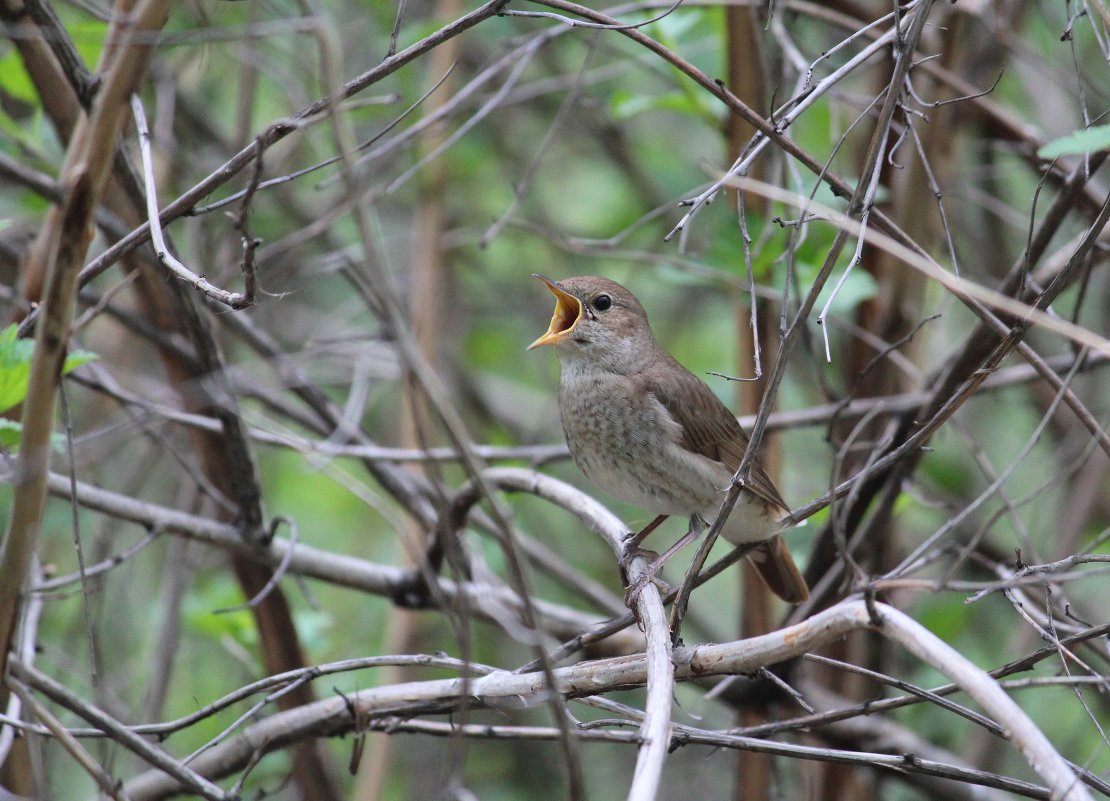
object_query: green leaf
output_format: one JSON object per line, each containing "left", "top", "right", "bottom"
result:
{"left": 0, "top": 324, "right": 98, "bottom": 413}
{"left": 68, "top": 20, "right": 108, "bottom": 73}
{"left": 0, "top": 420, "right": 62, "bottom": 454}
{"left": 892, "top": 491, "right": 915, "bottom": 517}
{"left": 1037, "top": 125, "right": 1110, "bottom": 158}
{"left": 647, "top": 7, "right": 703, "bottom": 42}
{"left": 824, "top": 267, "right": 879, "bottom": 316}
{"left": 0, "top": 337, "right": 33, "bottom": 414}
{"left": 63, "top": 350, "right": 98, "bottom": 374}
{"left": 0, "top": 425, "right": 63, "bottom": 454}
{"left": 610, "top": 89, "right": 715, "bottom": 122}
{"left": 795, "top": 259, "right": 879, "bottom": 317}
{"left": 608, "top": 87, "right": 719, "bottom": 121}
{"left": 0, "top": 49, "right": 37, "bottom": 104}
{"left": 0, "top": 419, "right": 21, "bottom": 450}
{"left": 610, "top": 89, "right": 665, "bottom": 120}
{"left": 184, "top": 576, "right": 260, "bottom": 650}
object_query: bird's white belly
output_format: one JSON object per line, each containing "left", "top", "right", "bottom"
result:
{"left": 558, "top": 367, "right": 781, "bottom": 544}
{"left": 555, "top": 363, "right": 781, "bottom": 539}
{"left": 714, "top": 492, "right": 783, "bottom": 544}
{"left": 574, "top": 446, "right": 703, "bottom": 517}
{"left": 577, "top": 441, "right": 780, "bottom": 543}
{"left": 560, "top": 371, "right": 707, "bottom": 512}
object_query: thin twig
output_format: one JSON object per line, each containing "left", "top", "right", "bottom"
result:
{"left": 59, "top": 382, "right": 98, "bottom": 687}
{"left": 130, "top": 95, "right": 252, "bottom": 309}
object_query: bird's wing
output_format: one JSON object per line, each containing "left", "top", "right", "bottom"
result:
{"left": 636, "top": 353, "right": 789, "bottom": 511}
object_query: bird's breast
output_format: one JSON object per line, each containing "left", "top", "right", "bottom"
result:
{"left": 557, "top": 366, "right": 723, "bottom": 517}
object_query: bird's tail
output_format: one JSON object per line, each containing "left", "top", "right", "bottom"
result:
{"left": 748, "top": 535, "right": 809, "bottom": 604}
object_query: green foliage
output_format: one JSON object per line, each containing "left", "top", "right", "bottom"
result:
{"left": 66, "top": 19, "right": 108, "bottom": 70}
{"left": 0, "top": 47, "right": 36, "bottom": 104}
{"left": 600, "top": 7, "right": 723, "bottom": 128}
{"left": 646, "top": 5, "right": 706, "bottom": 42}
{"left": 647, "top": 6, "right": 722, "bottom": 81}
{"left": 3, "top": 4, "right": 1107, "bottom": 798}
{"left": 1038, "top": 124, "right": 1110, "bottom": 158}
{"left": 788, "top": 224, "right": 879, "bottom": 317}
{"left": 0, "top": 51, "right": 45, "bottom": 151}
{"left": 182, "top": 574, "right": 260, "bottom": 651}
{"left": 0, "top": 418, "right": 21, "bottom": 449}
{"left": 609, "top": 88, "right": 718, "bottom": 124}
{"left": 0, "top": 324, "right": 97, "bottom": 449}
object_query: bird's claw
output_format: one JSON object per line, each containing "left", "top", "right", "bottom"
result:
{"left": 623, "top": 571, "right": 670, "bottom": 610}
{"left": 619, "top": 536, "right": 659, "bottom": 588}
{"left": 620, "top": 531, "right": 671, "bottom": 613}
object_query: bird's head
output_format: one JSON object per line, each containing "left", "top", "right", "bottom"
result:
{"left": 528, "top": 275, "right": 656, "bottom": 373}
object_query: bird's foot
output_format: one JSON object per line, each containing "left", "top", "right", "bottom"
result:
{"left": 618, "top": 535, "right": 659, "bottom": 587}
{"left": 622, "top": 557, "right": 670, "bottom": 611}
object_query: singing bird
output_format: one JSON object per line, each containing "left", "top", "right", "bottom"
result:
{"left": 528, "top": 274, "right": 808, "bottom": 604}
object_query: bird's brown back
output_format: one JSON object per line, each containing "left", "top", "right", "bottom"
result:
{"left": 634, "top": 349, "right": 789, "bottom": 513}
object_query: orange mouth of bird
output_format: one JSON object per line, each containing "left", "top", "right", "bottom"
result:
{"left": 528, "top": 274, "right": 582, "bottom": 350}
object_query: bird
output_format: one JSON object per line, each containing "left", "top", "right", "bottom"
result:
{"left": 528, "top": 274, "right": 808, "bottom": 604}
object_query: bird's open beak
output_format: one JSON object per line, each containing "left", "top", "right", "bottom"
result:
{"left": 528, "top": 274, "right": 582, "bottom": 350}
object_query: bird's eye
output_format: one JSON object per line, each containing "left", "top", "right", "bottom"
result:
{"left": 593, "top": 294, "right": 612, "bottom": 312}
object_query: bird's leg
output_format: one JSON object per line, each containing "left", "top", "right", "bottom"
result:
{"left": 618, "top": 514, "right": 668, "bottom": 587}
{"left": 623, "top": 516, "right": 704, "bottom": 609}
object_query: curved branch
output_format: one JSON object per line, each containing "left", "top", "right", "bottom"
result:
{"left": 434, "top": 467, "right": 673, "bottom": 801}
{"left": 112, "top": 600, "right": 1091, "bottom": 801}
{"left": 40, "top": 471, "right": 640, "bottom": 650}
{"left": 0, "top": 0, "right": 173, "bottom": 683}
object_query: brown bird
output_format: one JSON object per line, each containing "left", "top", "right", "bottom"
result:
{"left": 528, "top": 274, "right": 808, "bottom": 604}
